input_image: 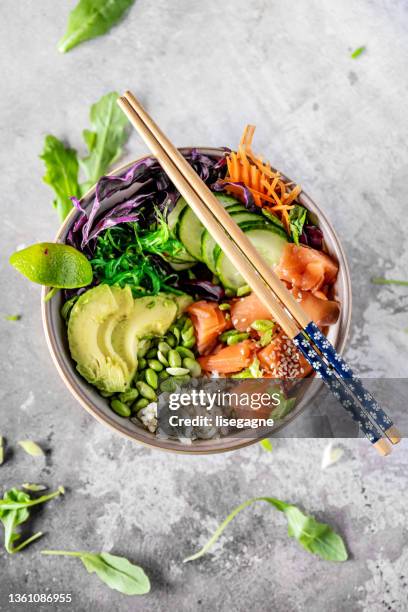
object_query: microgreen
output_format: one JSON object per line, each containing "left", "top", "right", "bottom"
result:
{"left": 351, "top": 46, "right": 366, "bottom": 59}
{"left": 4, "top": 314, "right": 21, "bottom": 321}
{"left": 372, "top": 277, "right": 408, "bottom": 286}
{"left": 18, "top": 440, "right": 45, "bottom": 457}
{"left": 184, "top": 496, "right": 348, "bottom": 563}
{"left": 41, "top": 550, "right": 150, "bottom": 595}
{"left": 289, "top": 205, "right": 308, "bottom": 245}
{"left": 259, "top": 439, "right": 273, "bottom": 452}
{"left": 0, "top": 487, "right": 64, "bottom": 554}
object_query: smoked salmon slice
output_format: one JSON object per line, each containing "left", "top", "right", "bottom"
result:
{"left": 198, "top": 340, "right": 255, "bottom": 374}
{"left": 187, "top": 300, "right": 231, "bottom": 355}
{"left": 276, "top": 243, "right": 338, "bottom": 292}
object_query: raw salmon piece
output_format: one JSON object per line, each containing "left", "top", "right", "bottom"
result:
{"left": 187, "top": 300, "right": 231, "bottom": 355}
{"left": 291, "top": 288, "right": 340, "bottom": 326}
{"left": 231, "top": 289, "right": 339, "bottom": 330}
{"left": 276, "top": 244, "right": 338, "bottom": 291}
{"left": 257, "top": 331, "right": 312, "bottom": 379}
{"left": 230, "top": 292, "right": 271, "bottom": 332}
{"left": 198, "top": 340, "right": 255, "bottom": 374}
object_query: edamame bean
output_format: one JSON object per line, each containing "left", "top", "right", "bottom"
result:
{"left": 110, "top": 399, "right": 131, "bottom": 417}
{"left": 100, "top": 390, "right": 114, "bottom": 398}
{"left": 168, "top": 349, "right": 182, "bottom": 368}
{"left": 158, "top": 341, "right": 171, "bottom": 354}
{"left": 251, "top": 319, "right": 274, "bottom": 332}
{"left": 166, "top": 367, "right": 190, "bottom": 376}
{"left": 136, "top": 381, "right": 157, "bottom": 401}
{"left": 148, "top": 359, "right": 163, "bottom": 372}
{"left": 183, "top": 357, "right": 201, "bottom": 377}
{"left": 182, "top": 318, "right": 193, "bottom": 332}
{"left": 138, "top": 357, "right": 147, "bottom": 370}
{"left": 159, "top": 370, "right": 170, "bottom": 381}
{"left": 145, "top": 368, "right": 158, "bottom": 390}
{"left": 181, "top": 327, "right": 195, "bottom": 343}
{"left": 175, "top": 315, "right": 187, "bottom": 329}
{"left": 160, "top": 378, "right": 178, "bottom": 393}
{"left": 219, "top": 330, "right": 241, "bottom": 343}
{"left": 157, "top": 350, "right": 169, "bottom": 366}
{"left": 172, "top": 327, "right": 181, "bottom": 343}
{"left": 176, "top": 346, "right": 195, "bottom": 359}
{"left": 137, "top": 339, "right": 151, "bottom": 357}
{"left": 146, "top": 347, "right": 158, "bottom": 359}
{"left": 165, "top": 333, "right": 176, "bottom": 348}
{"left": 227, "top": 332, "right": 249, "bottom": 345}
{"left": 119, "top": 388, "right": 139, "bottom": 404}
{"left": 182, "top": 336, "right": 196, "bottom": 349}
{"left": 173, "top": 374, "right": 191, "bottom": 385}
{"left": 236, "top": 285, "right": 251, "bottom": 297}
{"left": 133, "top": 397, "right": 149, "bottom": 412}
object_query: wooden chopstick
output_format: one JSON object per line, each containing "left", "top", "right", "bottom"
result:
{"left": 122, "top": 91, "right": 310, "bottom": 333}
{"left": 117, "top": 92, "right": 397, "bottom": 455}
{"left": 117, "top": 96, "right": 300, "bottom": 338}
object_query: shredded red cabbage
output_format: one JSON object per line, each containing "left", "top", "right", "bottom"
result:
{"left": 300, "top": 225, "right": 324, "bottom": 250}
{"left": 66, "top": 151, "right": 227, "bottom": 254}
{"left": 213, "top": 179, "right": 258, "bottom": 213}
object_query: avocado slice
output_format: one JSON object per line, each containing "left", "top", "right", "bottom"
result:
{"left": 68, "top": 284, "right": 130, "bottom": 393}
{"left": 68, "top": 287, "right": 182, "bottom": 395}
{"left": 172, "top": 292, "right": 193, "bottom": 315}
{"left": 97, "top": 285, "right": 134, "bottom": 381}
{"left": 111, "top": 295, "right": 178, "bottom": 374}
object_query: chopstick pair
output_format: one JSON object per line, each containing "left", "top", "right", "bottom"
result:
{"left": 117, "top": 90, "right": 401, "bottom": 455}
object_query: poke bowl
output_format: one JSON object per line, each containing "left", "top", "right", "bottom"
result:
{"left": 42, "top": 133, "right": 352, "bottom": 454}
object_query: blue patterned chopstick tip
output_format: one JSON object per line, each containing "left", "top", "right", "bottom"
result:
{"left": 304, "top": 321, "right": 394, "bottom": 435}
{"left": 292, "top": 331, "right": 382, "bottom": 444}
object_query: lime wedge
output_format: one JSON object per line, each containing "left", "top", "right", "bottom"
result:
{"left": 9, "top": 243, "right": 93, "bottom": 288}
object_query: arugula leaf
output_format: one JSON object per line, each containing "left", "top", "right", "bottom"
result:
{"left": 40, "top": 135, "right": 81, "bottom": 222}
{"left": 80, "top": 92, "right": 129, "bottom": 191}
{"left": 289, "top": 205, "right": 308, "bottom": 245}
{"left": 58, "top": 0, "right": 136, "bottom": 54}
{"left": 41, "top": 550, "right": 150, "bottom": 595}
{"left": 0, "top": 487, "right": 64, "bottom": 554}
{"left": 372, "top": 277, "right": 408, "bottom": 286}
{"left": 184, "top": 496, "right": 348, "bottom": 563}
{"left": 351, "top": 46, "right": 366, "bottom": 59}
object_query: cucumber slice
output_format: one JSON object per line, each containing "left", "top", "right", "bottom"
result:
{"left": 224, "top": 204, "right": 247, "bottom": 213}
{"left": 177, "top": 193, "right": 241, "bottom": 260}
{"left": 212, "top": 193, "right": 241, "bottom": 207}
{"left": 177, "top": 206, "right": 205, "bottom": 260}
{"left": 168, "top": 197, "right": 187, "bottom": 231}
{"left": 215, "top": 226, "right": 288, "bottom": 290}
{"left": 201, "top": 212, "right": 267, "bottom": 273}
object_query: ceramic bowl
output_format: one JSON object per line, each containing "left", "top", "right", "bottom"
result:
{"left": 42, "top": 147, "right": 352, "bottom": 454}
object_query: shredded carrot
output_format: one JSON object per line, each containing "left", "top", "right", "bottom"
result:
{"left": 223, "top": 125, "right": 302, "bottom": 229}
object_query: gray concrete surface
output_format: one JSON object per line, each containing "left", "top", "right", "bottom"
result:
{"left": 1, "top": 1, "right": 408, "bottom": 610}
